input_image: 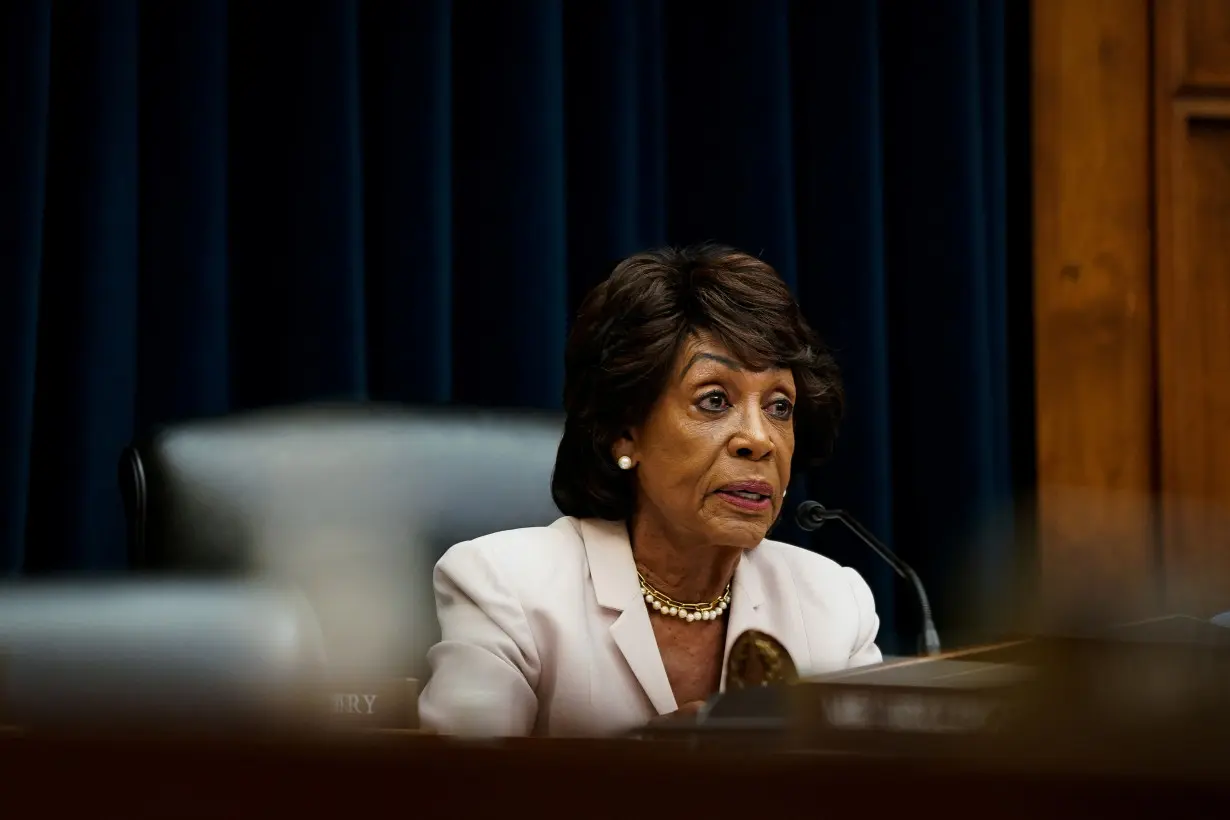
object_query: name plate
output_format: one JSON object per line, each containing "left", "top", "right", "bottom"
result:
{"left": 325, "top": 678, "right": 420, "bottom": 730}
{"left": 818, "top": 689, "right": 1003, "bottom": 734}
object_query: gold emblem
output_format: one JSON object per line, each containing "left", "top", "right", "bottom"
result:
{"left": 726, "top": 630, "right": 799, "bottom": 690}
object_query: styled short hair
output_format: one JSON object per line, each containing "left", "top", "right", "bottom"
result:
{"left": 551, "top": 244, "right": 843, "bottom": 521}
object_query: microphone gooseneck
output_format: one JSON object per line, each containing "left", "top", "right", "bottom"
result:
{"left": 794, "top": 500, "right": 941, "bottom": 657}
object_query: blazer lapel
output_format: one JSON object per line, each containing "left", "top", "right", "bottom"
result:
{"left": 580, "top": 519, "right": 678, "bottom": 715}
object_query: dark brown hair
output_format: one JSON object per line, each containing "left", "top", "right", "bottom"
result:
{"left": 551, "top": 244, "right": 844, "bottom": 521}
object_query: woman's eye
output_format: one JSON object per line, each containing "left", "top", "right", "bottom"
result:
{"left": 768, "top": 399, "right": 794, "bottom": 420}
{"left": 698, "top": 392, "right": 730, "bottom": 412}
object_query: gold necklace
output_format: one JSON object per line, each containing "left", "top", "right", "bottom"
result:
{"left": 638, "top": 572, "right": 731, "bottom": 624}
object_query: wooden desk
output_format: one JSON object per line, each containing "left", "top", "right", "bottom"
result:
{"left": 2, "top": 728, "right": 1228, "bottom": 819}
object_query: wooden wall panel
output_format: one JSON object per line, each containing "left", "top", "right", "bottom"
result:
{"left": 1154, "top": 0, "right": 1230, "bottom": 614}
{"left": 1031, "top": 0, "right": 1158, "bottom": 615}
{"left": 1033, "top": 0, "right": 1230, "bottom": 618}
{"left": 1170, "top": 0, "right": 1230, "bottom": 91}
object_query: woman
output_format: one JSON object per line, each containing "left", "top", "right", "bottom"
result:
{"left": 418, "top": 244, "right": 881, "bottom": 737}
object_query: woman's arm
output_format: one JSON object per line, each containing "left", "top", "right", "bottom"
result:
{"left": 418, "top": 541, "right": 541, "bottom": 737}
{"left": 843, "top": 566, "right": 883, "bottom": 667}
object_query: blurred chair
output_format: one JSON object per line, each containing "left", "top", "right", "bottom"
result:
{"left": 0, "top": 580, "right": 325, "bottom": 731}
{"left": 117, "top": 402, "right": 564, "bottom": 682}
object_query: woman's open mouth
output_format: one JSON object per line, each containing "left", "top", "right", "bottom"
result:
{"left": 715, "top": 481, "right": 774, "bottom": 512}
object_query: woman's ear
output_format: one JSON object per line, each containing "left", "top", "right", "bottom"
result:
{"left": 611, "top": 429, "right": 637, "bottom": 466}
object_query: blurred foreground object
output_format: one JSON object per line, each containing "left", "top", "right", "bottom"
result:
{"left": 0, "top": 580, "right": 324, "bottom": 731}
{"left": 2, "top": 727, "right": 1230, "bottom": 816}
{"left": 686, "top": 618, "right": 1230, "bottom": 776}
{"left": 4, "top": 723, "right": 1228, "bottom": 818}
{"left": 4, "top": 621, "right": 1230, "bottom": 817}
{"left": 119, "top": 402, "right": 563, "bottom": 685}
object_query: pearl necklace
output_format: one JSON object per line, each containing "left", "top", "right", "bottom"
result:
{"left": 638, "top": 572, "right": 731, "bottom": 623}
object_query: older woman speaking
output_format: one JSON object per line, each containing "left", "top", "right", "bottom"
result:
{"left": 418, "top": 245, "right": 881, "bottom": 737}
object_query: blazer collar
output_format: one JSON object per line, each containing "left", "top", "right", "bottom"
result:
{"left": 577, "top": 517, "right": 770, "bottom": 713}
{"left": 580, "top": 518, "right": 640, "bottom": 612}
{"left": 579, "top": 518, "right": 676, "bottom": 714}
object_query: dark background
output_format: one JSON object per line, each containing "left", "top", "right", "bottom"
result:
{"left": 0, "top": 0, "right": 1032, "bottom": 655}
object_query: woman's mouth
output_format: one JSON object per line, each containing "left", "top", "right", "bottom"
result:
{"left": 715, "top": 481, "right": 774, "bottom": 512}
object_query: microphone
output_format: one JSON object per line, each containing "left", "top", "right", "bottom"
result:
{"left": 795, "top": 500, "right": 941, "bottom": 656}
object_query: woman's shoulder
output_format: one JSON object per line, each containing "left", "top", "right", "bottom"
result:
{"left": 753, "top": 538, "right": 876, "bottom": 611}
{"left": 434, "top": 516, "right": 588, "bottom": 587}
{"left": 755, "top": 536, "right": 845, "bottom": 576}
{"left": 755, "top": 539, "right": 882, "bottom": 666}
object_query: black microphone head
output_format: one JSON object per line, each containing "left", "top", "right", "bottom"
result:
{"left": 794, "top": 500, "right": 826, "bottom": 531}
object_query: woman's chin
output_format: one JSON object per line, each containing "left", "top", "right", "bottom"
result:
{"left": 710, "top": 517, "right": 772, "bottom": 549}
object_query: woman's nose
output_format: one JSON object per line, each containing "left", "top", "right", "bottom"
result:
{"left": 728, "top": 404, "right": 773, "bottom": 460}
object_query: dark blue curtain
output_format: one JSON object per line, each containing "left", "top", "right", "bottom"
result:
{"left": 0, "top": 0, "right": 1029, "bottom": 654}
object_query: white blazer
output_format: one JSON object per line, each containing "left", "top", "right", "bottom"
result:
{"left": 418, "top": 516, "right": 882, "bottom": 737}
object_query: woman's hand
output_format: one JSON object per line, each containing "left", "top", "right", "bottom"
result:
{"left": 647, "top": 700, "right": 706, "bottom": 726}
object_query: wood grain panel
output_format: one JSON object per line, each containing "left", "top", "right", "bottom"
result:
{"left": 1166, "top": 0, "right": 1230, "bottom": 92}
{"left": 1154, "top": 0, "right": 1230, "bottom": 614}
{"left": 1032, "top": 0, "right": 1157, "bottom": 615}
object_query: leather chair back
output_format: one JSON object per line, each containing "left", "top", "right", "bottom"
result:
{"left": 119, "top": 403, "right": 565, "bottom": 679}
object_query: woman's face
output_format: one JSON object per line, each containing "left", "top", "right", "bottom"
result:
{"left": 618, "top": 333, "right": 796, "bottom": 550}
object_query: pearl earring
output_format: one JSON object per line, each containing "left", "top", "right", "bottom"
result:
{"left": 617, "top": 456, "right": 633, "bottom": 470}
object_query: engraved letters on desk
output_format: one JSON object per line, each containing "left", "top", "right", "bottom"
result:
{"left": 331, "top": 693, "right": 379, "bottom": 715}
{"left": 821, "top": 691, "right": 998, "bottom": 733}
{"left": 325, "top": 678, "right": 419, "bottom": 730}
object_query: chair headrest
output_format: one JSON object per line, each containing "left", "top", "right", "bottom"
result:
{"left": 123, "top": 402, "right": 565, "bottom": 572}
